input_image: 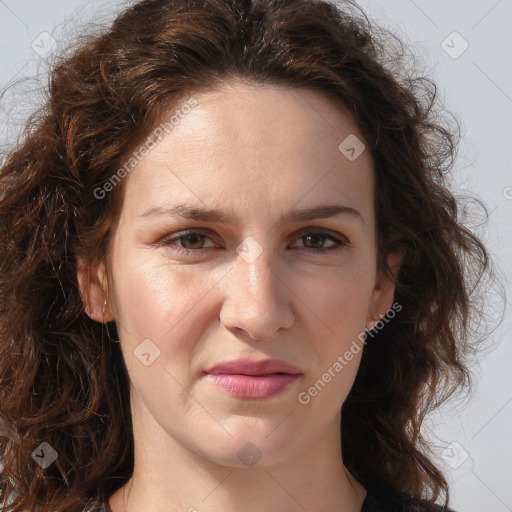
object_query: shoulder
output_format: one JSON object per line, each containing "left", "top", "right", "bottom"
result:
{"left": 361, "top": 478, "right": 459, "bottom": 512}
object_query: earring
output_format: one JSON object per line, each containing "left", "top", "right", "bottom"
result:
{"left": 102, "top": 298, "right": 107, "bottom": 314}
{"left": 366, "top": 315, "right": 379, "bottom": 331}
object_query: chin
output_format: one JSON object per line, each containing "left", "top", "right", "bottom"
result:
{"left": 193, "top": 425, "right": 301, "bottom": 469}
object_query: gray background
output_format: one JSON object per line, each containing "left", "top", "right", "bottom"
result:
{"left": 0, "top": 1, "right": 510, "bottom": 510}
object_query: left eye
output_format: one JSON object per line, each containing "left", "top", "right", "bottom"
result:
{"left": 159, "top": 230, "right": 348, "bottom": 254}
{"left": 293, "top": 232, "right": 346, "bottom": 252}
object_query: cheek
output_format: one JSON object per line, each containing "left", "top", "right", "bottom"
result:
{"left": 110, "top": 254, "right": 223, "bottom": 351}
{"left": 294, "top": 271, "right": 369, "bottom": 411}
{"left": 110, "top": 258, "right": 218, "bottom": 397}
{"left": 292, "top": 259, "right": 375, "bottom": 338}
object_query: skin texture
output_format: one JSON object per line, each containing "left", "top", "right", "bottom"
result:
{"left": 78, "top": 80, "right": 401, "bottom": 512}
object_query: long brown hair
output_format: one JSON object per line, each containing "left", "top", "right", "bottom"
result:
{"left": 0, "top": 0, "right": 503, "bottom": 510}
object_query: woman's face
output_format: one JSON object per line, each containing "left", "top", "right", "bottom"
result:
{"left": 80, "top": 80, "right": 398, "bottom": 468}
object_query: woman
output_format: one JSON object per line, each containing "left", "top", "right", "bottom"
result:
{"left": 0, "top": 0, "right": 499, "bottom": 510}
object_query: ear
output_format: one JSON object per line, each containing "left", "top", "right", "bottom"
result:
{"left": 76, "top": 256, "right": 115, "bottom": 323}
{"left": 366, "top": 250, "right": 402, "bottom": 330}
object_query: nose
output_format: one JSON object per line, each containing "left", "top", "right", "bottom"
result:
{"left": 219, "top": 243, "right": 295, "bottom": 341}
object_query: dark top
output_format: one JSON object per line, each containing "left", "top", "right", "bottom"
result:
{"left": 85, "top": 478, "right": 457, "bottom": 511}
{"left": 360, "top": 477, "right": 456, "bottom": 511}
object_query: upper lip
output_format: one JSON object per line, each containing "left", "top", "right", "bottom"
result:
{"left": 204, "top": 358, "right": 302, "bottom": 376}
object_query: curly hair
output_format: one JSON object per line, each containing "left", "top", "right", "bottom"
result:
{"left": 0, "top": 0, "right": 503, "bottom": 510}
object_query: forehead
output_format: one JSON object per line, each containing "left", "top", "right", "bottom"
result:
{"left": 121, "top": 80, "right": 374, "bottom": 222}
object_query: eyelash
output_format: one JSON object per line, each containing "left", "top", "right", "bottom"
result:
{"left": 157, "top": 229, "right": 349, "bottom": 255}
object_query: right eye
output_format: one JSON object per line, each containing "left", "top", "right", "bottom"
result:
{"left": 159, "top": 230, "right": 219, "bottom": 253}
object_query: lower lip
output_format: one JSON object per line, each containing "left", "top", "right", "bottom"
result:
{"left": 204, "top": 373, "right": 300, "bottom": 399}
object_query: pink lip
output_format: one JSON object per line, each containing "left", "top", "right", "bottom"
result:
{"left": 203, "top": 358, "right": 302, "bottom": 399}
{"left": 205, "top": 358, "right": 302, "bottom": 376}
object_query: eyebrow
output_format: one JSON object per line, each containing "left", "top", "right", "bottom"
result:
{"left": 139, "top": 203, "right": 364, "bottom": 225}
